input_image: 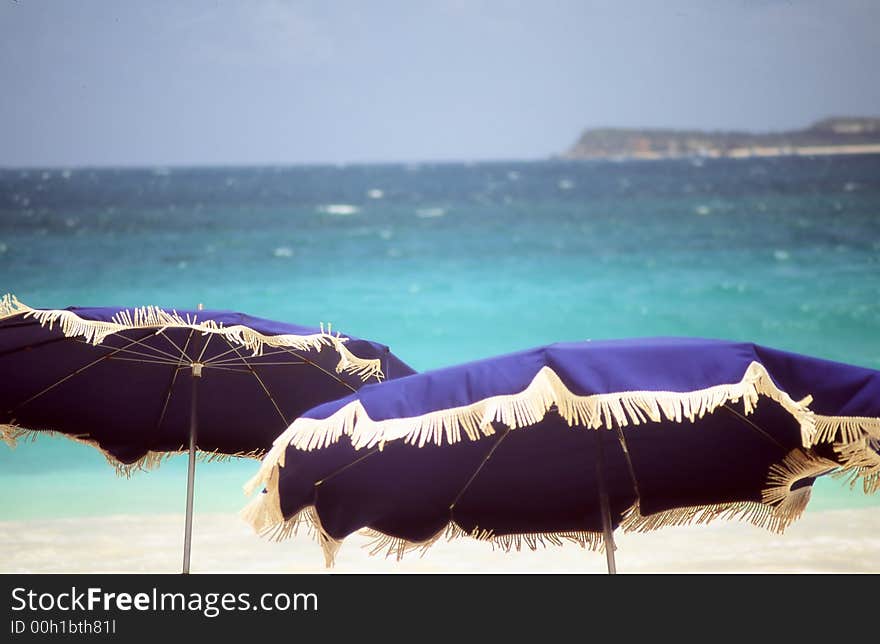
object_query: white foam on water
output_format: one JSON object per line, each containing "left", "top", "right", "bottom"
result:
{"left": 416, "top": 207, "right": 446, "bottom": 218}
{"left": 367, "top": 189, "right": 384, "bottom": 199}
{"left": 773, "top": 249, "right": 790, "bottom": 261}
{"left": 694, "top": 205, "right": 711, "bottom": 215}
{"left": 273, "top": 246, "right": 294, "bottom": 258}
{"left": 318, "top": 204, "right": 360, "bottom": 216}
{"left": 557, "top": 179, "right": 575, "bottom": 190}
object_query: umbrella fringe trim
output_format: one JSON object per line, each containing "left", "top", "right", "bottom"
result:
{"left": 240, "top": 487, "right": 606, "bottom": 567}
{"left": 813, "top": 416, "right": 880, "bottom": 494}
{"left": 280, "top": 362, "right": 816, "bottom": 454}
{"left": 243, "top": 360, "right": 819, "bottom": 499}
{"left": 813, "top": 414, "right": 880, "bottom": 444}
{"left": 240, "top": 449, "right": 831, "bottom": 567}
{"left": 359, "top": 525, "right": 453, "bottom": 561}
{"left": 831, "top": 438, "right": 880, "bottom": 494}
{"left": 1, "top": 424, "right": 264, "bottom": 477}
{"left": 358, "top": 523, "right": 607, "bottom": 563}
{"left": 239, "top": 465, "right": 343, "bottom": 564}
{"left": 0, "top": 294, "right": 383, "bottom": 382}
{"left": 622, "top": 449, "right": 836, "bottom": 535}
{"left": 620, "top": 499, "right": 796, "bottom": 535}
{"left": 763, "top": 448, "right": 840, "bottom": 507}
{"left": 240, "top": 492, "right": 342, "bottom": 567}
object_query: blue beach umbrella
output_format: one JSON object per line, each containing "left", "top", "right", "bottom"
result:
{"left": 244, "top": 337, "right": 879, "bottom": 572}
{"left": 0, "top": 294, "right": 414, "bottom": 573}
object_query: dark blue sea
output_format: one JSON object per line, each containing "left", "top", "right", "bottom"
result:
{"left": 2, "top": 155, "right": 879, "bottom": 518}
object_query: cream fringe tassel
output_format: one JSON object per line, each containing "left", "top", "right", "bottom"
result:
{"left": 0, "top": 294, "right": 383, "bottom": 381}
{"left": 244, "top": 360, "right": 817, "bottom": 500}
{"left": 240, "top": 490, "right": 606, "bottom": 568}
{"left": 621, "top": 449, "right": 837, "bottom": 535}
{"left": 241, "top": 449, "right": 830, "bottom": 567}
{"left": 293, "top": 361, "right": 816, "bottom": 451}
{"left": 2, "top": 424, "right": 264, "bottom": 477}
{"left": 811, "top": 415, "right": 880, "bottom": 494}
{"left": 813, "top": 414, "right": 880, "bottom": 444}
{"left": 361, "top": 524, "right": 606, "bottom": 561}
{"left": 831, "top": 438, "right": 880, "bottom": 494}
{"left": 240, "top": 491, "right": 343, "bottom": 568}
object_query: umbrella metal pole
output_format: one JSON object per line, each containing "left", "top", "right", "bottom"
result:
{"left": 182, "top": 363, "right": 200, "bottom": 574}
{"left": 594, "top": 429, "right": 617, "bottom": 574}
{"left": 182, "top": 318, "right": 204, "bottom": 575}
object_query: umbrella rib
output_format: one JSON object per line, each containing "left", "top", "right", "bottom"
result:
{"left": 222, "top": 338, "right": 290, "bottom": 427}
{"left": 208, "top": 355, "right": 309, "bottom": 366}
{"left": 200, "top": 365, "right": 259, "bottom": 373}
{"left": 310, "top": 445, "right": 399, "bottom": 532}
{"left": 103, "top": 347, "right": 188, "bottom": 363}
{"left": 196, "top": 331, "right": 213, "bottom": 364}
{"left": 87, "top": 335, "right": 189, "bottom": 364}
{"left": 273, "top": 345, "right": 358, "bottom": 393}
{"left": 235, "top": 347, "right": 311, "bottom": 360}
{"left": 206, "top": 361, "right": 307, "bottom": 369}
{"left": 0, "top": 335, "right": 71, "bottom": 359}
{"left": 0, "top": 320, "right": 49, "bottom": 330}
{"left": 201, "top": 341, "right": 304, "bottom": 365}
{"left": 201, "top": 343, "right": 245, "bottom": 365}
{"left": 721, "top": 403, "right": 787, "bottom": 451}
{"left": 207, "top": 353, "right": 308, "bottom": 366}
{"left": 155, "top": 328, "right": 203, "bottom": 366}
{"left": 314, "top": 447, "right": 383, "bottom": 486}
{"left": 614, "top": 425, "right": 644, "bottom": 502}
{"left": 105, "top": 356, "right": 187, "bottom": 366}
{"left": 153, "top": 329, "right": 195, "bottom": 438}
{"left": 449, "top": 427, "right": 511, "bottom": 512}
{"left": 6, "top": 332, "right": 156, "bottom": 413}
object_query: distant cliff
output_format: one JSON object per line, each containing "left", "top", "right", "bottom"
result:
{"left": 561, "top": 117, "right": 880, "bottom": 160}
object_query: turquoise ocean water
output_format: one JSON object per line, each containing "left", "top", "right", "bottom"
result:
{"left": 1, "top": 156, "right": 879, "bottom": 520}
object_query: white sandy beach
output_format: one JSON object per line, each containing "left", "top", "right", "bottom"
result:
{"left": 1, "top": 507, "right": 878, "bottom": 574}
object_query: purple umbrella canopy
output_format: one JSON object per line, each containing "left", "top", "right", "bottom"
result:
{"left": 0, "top": 293, "right": 415, "bottom": 572}
{"left": 243, "top": 337, "right": 879, "bottom": 570}
{"left": 1, "top": 294, "right": 414, "bottom": 469}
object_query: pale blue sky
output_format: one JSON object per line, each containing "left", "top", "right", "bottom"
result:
{"left": 1, "top": 0, "right": 878, "bottom": 167}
